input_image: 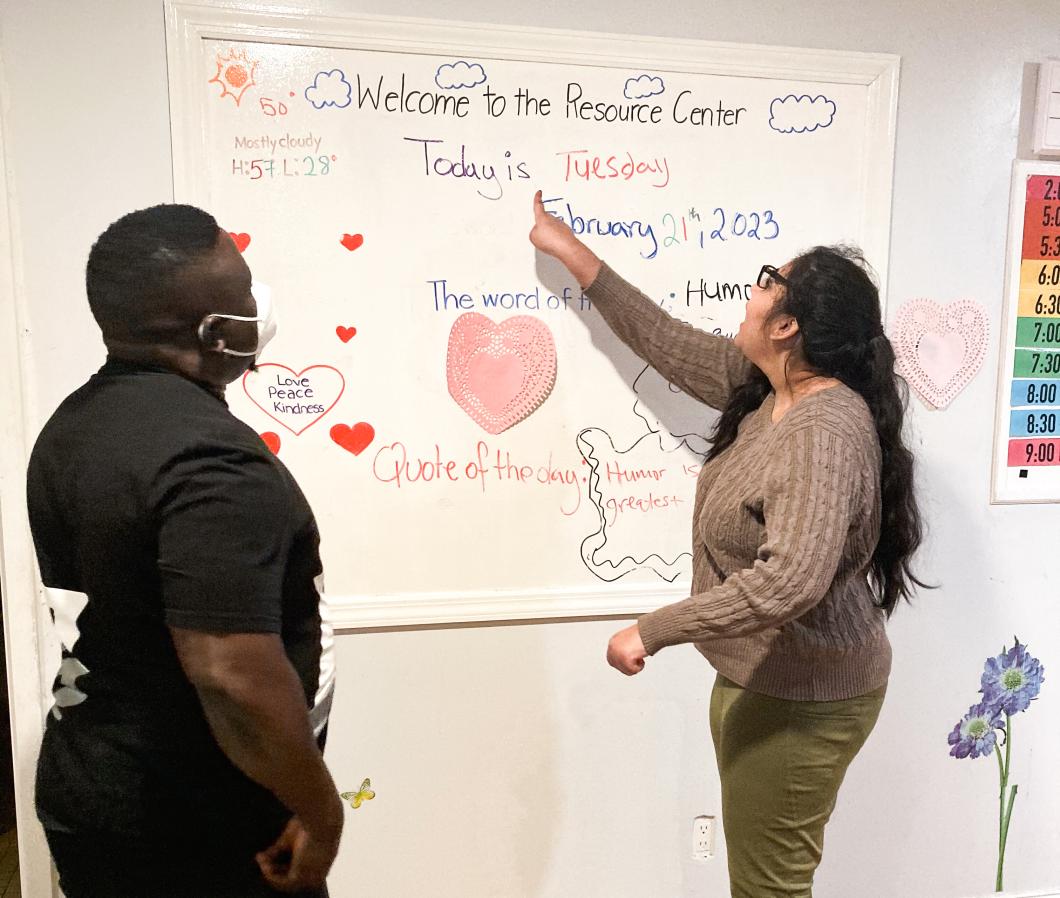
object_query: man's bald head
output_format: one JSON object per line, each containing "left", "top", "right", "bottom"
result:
{"left": 86, "top": 204, "right": 222, "bottom": 345}
{"left": 85, "top": 204, "right": 258, "bottom": 393}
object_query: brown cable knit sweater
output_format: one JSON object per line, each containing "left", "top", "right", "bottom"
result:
{"left": 587, "top": 263, "right": 891, "bottom": 701}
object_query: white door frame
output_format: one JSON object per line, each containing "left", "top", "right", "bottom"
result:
{"left": 0, "top": 42, "right": 61, "bottom": 898}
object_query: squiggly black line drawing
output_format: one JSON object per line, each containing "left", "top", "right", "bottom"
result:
{"left": 576, "top": 426, "right": 693, "bottom": 582}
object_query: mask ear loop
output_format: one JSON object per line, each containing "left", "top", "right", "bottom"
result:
{"left": 197, "top": 313, "right": 262, "bottom": 357}
{"left": 197, "top": 314, "right": 224, "bottom": 352}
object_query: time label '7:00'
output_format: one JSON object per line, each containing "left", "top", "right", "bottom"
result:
{"left": 1015, "top": 317, "right": 1060, "bottom": 346}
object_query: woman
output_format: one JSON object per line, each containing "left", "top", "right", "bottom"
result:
{"left": 529, "top": 191, "right": 926, "bottom": 897}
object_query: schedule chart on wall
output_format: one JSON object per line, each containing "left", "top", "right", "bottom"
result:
{"left": 993, "top": 163, "right": 1060, "bottom": 502}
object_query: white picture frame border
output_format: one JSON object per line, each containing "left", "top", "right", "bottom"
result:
{"left": 990, "top": 158, "right": 1060, "bottom": 505}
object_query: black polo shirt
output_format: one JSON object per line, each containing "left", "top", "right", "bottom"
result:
{"left": 26, "top": 358, "right": 334, "bottom": 849}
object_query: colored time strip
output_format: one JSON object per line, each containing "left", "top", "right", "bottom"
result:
{"left": 1017, "top": 290, "right": 1060, "bottom": 318}
{"left": 1020, "top": 202, "right": 1060, "bottom": 259}
{"left": 1011, "top": 378, "right": 1060, "bottom": 406}
{"left": 1018, "top": 260, "right": 1060, "bottom": 291}
{"left": 1009, "top": 409, "right": 1060, "bottom": 437}
{"left": 1026, "top": 174, "right": 1060, "bottom": 202}
{"left": 1007, "top": 438, "right": 1060, "bottom": 467}
{"left": 1015, "top": 317, "right": 1060, "bottom": 347}
{"left": 1013, "top": 348, "right": 1060, "bottom": 377}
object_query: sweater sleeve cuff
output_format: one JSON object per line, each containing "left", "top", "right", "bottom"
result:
{"left": 638, "top": 600, "right": 695, "bottom": 655}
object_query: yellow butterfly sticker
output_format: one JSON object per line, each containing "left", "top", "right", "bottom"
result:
{"left": 341, "top": 778, "right": 376, "bottom": 809}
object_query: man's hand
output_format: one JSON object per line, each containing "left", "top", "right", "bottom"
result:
{"left": 606, "top": 623, "right": 648, "bottom": 676}
{"left": 169, "top": 629, "right": 344, "bottom": 887}
{"left": 256, "top": 814, "right": 341, "bottom": 893}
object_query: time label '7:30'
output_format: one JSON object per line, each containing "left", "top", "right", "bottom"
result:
{"left": 1014, "top": 349, "right": 1060, "bottom": 377}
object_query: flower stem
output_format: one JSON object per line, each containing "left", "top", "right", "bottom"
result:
{"left": 995, "top": 746, "right": 1005, "bottom": 852}
{"left": 999, "top": 784, "right": 1018, "bottom": 892}
{"left": 995, "top": 715, "right": 1015, "bottom": 892}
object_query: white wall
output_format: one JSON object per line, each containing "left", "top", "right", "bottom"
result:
{"left": 1, "top": 1, "right": 1058, "bottom": 896}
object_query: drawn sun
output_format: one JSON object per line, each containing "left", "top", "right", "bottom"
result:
{"left": 208, "top": 47, "right": 259, "bottom": 106}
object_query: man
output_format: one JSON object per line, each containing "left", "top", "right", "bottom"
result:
{"left": 26, "top": 204, "right": 343, "bottom": 896}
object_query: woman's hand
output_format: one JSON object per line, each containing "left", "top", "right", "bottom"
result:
{"left": 529, "top": 190, "right": 602, "bottom": 288}
{"left": 606, "top": 623, "right": 648, "bottom": 676}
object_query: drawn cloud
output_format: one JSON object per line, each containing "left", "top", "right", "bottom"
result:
{"left": 435, "top": 61, "right": 487, "bottom": 90}
{"left": 768, "top": 94, "right": 836, "bottom": 133}
{"left": 305, "top": 69, "right": 352, "bottom": 109}
{"left": 624, "top": 74, "right": 665, "bottom": 100}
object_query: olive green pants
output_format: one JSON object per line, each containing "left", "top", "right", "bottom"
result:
{"left": 710, "top": 674, "right": 886, "bottom": 898}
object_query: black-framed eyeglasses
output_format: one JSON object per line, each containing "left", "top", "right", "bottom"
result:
{"left": 757, "top": 265, "right": 790, "bottom": 290}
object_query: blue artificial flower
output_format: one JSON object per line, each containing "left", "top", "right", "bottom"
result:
{"left": 981, "top": 638, "right": 1045, "bottom": 716}
{"left": 948, "top": 700, "right": 1004, "bottom": 759}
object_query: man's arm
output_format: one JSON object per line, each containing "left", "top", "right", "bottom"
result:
{"left": 170, "top": 629, "right": 343, "bottom": 879}
{"left": 155, "top": 446, "right": 343, "bottom": 889}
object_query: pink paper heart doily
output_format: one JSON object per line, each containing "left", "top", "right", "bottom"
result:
{"left": 447, "top": 313, "right": 557, "bottom": 434}
{"left": 892, "top": 298, "right": 988, "bottom": 409}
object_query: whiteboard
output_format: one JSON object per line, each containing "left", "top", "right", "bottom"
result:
{"left": 165, "top": 3, "right": 898, "bottom": 627}
{"left": 991, "top": 159, "right": 1060, "bottom": 503}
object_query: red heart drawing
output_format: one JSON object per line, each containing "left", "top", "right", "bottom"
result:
{"left": 340, "top": 233, "right": 364, "bottom": 252}
{"left": 243, "top": 364, "right": 345, "bottom": 435}
{"left": 229, "top": 232, "right": 251, "bottom": 253}
{"left": 260, "top": 431, "right": 281, "bottom": 454}
{"left": 336, "top": 326, "right": 358, "bottom": 343}
{"left": 330, "top": 422, "right": 375, "bottom": 456}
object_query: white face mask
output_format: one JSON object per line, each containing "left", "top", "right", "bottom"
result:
{"left": 198, "top": 281, "right": 278, "bottom": 360}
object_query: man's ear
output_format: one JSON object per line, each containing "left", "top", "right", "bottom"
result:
{"left": 197, "top": 316, "right": 227, "bottom": 354}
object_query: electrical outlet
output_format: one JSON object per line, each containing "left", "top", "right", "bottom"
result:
{"left": 692, "top": 815, "right": 715, "bottom": 860}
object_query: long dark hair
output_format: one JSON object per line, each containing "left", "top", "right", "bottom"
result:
{"left": 707, "top": 245, "right": 928, "bottom": 615}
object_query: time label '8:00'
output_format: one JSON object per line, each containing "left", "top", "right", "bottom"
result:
{"left": 1012, "top": 379, "right": 1060, "bottom": 405}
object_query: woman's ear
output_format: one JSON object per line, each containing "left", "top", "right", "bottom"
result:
{"left": 769, "top": 313, "right": 800, "bottom": 344}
